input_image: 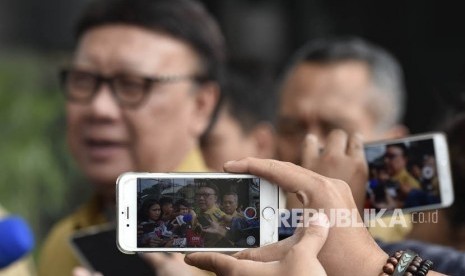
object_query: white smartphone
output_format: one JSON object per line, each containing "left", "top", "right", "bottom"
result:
{"left": 117, "top": 173, "right": 278, "bottom": 253}
{"left": 364, "top": 132, "right": 454, "bottom": 214}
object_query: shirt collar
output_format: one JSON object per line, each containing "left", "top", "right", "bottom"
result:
{"left": 174, "top": 146, "right": 210, "bottom": 172}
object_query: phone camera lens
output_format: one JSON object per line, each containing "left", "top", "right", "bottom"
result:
{"left": 126, "top": 224, "right": 129, "bottom": 227}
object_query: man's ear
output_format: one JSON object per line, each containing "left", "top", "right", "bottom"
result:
{"left": 250, "top": 122, "right": 276, "bottom": 159}
{"left": 382, "top": 124, "right": 409, "bottom": 140}
{"left": 191, "top": 82, "right": 220, "bottom": 137}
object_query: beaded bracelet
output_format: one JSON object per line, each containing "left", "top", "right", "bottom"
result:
{"left": 416, "top": 260, "right": 433, "bottom": 276}
{"left": 379, "top": 250, "right": 433, "bottom": 276}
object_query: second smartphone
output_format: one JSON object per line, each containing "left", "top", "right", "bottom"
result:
{"left": 117, "top": 173, "right": 278, "bottom": 253}
{"left": 364, "top": 132, "right": 453, "bottom": 213}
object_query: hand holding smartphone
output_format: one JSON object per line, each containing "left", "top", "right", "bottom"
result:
{"left": 286, "top": 131, "right": 454, "bottom": 214}
{"left": 117, "top": 132, "right": 454, "bottom": 254}
{"left": 117, "top": 173, "right": 278, "bottom": 253}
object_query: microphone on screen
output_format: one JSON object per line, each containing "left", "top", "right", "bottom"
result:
{"left": 175, "top": 213, "right": 193, "bottom": 225}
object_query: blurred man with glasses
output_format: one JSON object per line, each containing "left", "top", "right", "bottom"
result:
{"left": 38, "top": 0, "right": 224, "bottom": 275}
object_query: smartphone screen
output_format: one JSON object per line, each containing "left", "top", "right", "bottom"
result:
{"left": 135, "top": 177, "right": 261, "bottom": 249}
{"left": 364, "top": 133, "right": 453, "bottom": 213}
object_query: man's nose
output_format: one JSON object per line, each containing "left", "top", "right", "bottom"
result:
{"left": 88, "top": 83, "right": 120, "bottom": 119}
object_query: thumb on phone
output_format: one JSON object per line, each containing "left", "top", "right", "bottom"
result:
{"left": 288, "top": 212, "right": 330, "bottom": 258}
{"left": 185, "top": 252, "right": 276, "bottom": 275}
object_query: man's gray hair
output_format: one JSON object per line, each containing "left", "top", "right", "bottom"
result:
{"left": 284, "top": 36, "right": 406, "bottom": 130}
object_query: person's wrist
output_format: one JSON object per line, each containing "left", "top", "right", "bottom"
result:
{"left": 321, "top": 245, "right": 387, "bottom": 276}
{"left": 427, "top": 271, "right": 445, "bottom": 276}
{"left": 369, "top": 249, "right": 389, "bottom": 276}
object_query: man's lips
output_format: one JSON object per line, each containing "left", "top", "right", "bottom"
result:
{"left": 83, "top": 138, "right": 128, "bottom": 159}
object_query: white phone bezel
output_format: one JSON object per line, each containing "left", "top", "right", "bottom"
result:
{"left": 364, "top": 132, "right": 454, "bottom": 214}
{"left": 116, "top": 172, "right": 278, "bottom": 253}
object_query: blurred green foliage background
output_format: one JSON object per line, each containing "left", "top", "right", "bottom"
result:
{"left": 0, "top": 52, "right": 91, "bottom": 253}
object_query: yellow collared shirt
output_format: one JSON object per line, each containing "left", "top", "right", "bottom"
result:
{"left": 38, "top": 148, "right": 209, "bottom": 276}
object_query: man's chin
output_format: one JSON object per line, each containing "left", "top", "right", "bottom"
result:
{"left": 78, "top": 158, "right": 132, "bottom": 181}
{"left": 85, "top": 167, "right": 126, "bottom": 188}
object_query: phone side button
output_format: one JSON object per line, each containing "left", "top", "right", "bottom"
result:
{"left": 262, "top": 207, "right": 275, "bottom": 220}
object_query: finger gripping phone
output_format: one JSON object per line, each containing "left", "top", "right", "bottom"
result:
{"left": 117, "top": 173, "right": 278, "bottom": 253}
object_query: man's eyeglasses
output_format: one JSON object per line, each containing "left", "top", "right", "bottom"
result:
{"left": 59, "top": 68, "right": 207, "bottom": 108}
{"left": 195, "top": 193, "right": 216, "bottom": 198}
{"left": 384, "top": 153, "right": 402, "bottom": 160}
